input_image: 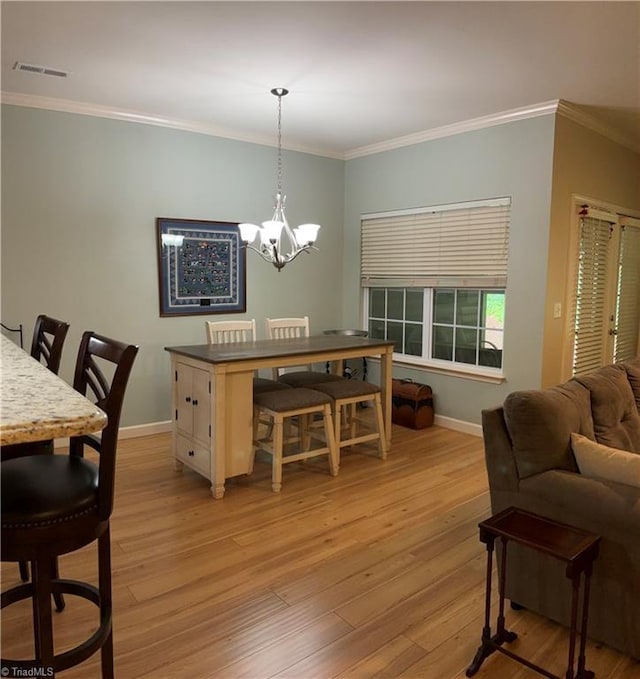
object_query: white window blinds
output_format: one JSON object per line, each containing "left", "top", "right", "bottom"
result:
{"left": 614, "top": 217, "right": 640, "bottom": 362}
{"left": 572, "top": 213, "right": 614, "bottom": 376}
{"left": 360, "top": 198, "right": 510, "bottom": 288}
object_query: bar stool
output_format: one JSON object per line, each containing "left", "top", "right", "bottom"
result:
{"left": 252, "top": 387, "right": 339, "bottom": 492}
{"left": 1, "top": 331, "right": 138, "bottom": 678}
{"left": 307, "top": 379, "right": 387, "bottom": 460}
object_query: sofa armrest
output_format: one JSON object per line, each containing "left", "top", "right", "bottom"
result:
{"left": 518, "top": 469, "right": 640, "bottom": 548}
{"left": 482, "top": 406, "right": 519, "bottom": 495}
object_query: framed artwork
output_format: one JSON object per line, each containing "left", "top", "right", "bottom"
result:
{"left": 156, "top": 218, "right": 246, "bottom": 317}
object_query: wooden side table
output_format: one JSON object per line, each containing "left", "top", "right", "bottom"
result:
{"left": 466, "top": 507, "right": 600, "bottom": 679}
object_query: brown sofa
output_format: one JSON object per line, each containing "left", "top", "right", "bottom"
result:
{"left": 482, "top": 358, "right": 640, "bottom": 659}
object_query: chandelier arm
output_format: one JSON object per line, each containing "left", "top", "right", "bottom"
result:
{"left": 281, "top": 222, "right": 299, "bottom": 252}
{"left": 245, "top": 243, "right": 274, "bottom": 261}
{"left": 279, "top": 243, "right": 316, "bottom": 265}
{"left": 243, "top": 243, "right": 287, "bottom": 270}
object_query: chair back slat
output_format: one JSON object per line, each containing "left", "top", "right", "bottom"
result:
{"left": 265, "top": 316, "right": 309, "bottom": 340}
{"left": 84, "top": 356, "right": 111, "bottom": 406}
{"left": 70, "top": 331, "right": 138, "bottom": 519}
{"left": 30, "top": 315, "right": 70, "bottom": 375}
{"left": 265, "top": 317, "right": 312, "bottom": 377}
{"left": 205, "top": 319, "right": 256, "bottom": 345}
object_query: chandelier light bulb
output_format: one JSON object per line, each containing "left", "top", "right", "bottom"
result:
{"left": 295, "top": 223, "right": 321, "bottom": 246}
{"left": 238, "top": 223, "right": 259, "bottom": 244}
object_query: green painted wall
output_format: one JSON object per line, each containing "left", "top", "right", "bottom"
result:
{"left": 9, "top": 104, "right": 630, "bottom": 429}
{"left": 1, "top": 105, "right": 344, "bottom": 426}
{"left": 343, "top": 116, "right": 557, "bottom": 424}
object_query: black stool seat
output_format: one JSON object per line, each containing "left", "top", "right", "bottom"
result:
{"left": 1, "top": 455, "right": 111, "bottom": 675}
{"left": 2, "top": 455, "right": 99, "bottom": 549}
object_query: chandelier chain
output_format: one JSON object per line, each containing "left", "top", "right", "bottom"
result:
{"left": 276, "top": 93, "right": 283, "bottom": 195}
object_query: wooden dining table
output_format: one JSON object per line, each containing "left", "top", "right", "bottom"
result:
{"left": 0, "top": 335, "right": 107, "bottom": 446}
{"left": 165, "top": 334, "right": 395, "bottom": 498}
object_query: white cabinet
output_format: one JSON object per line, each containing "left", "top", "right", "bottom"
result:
{"left": 175, "top": 433, "right": 210, "bottom": 478}
{"left": 167, "top": 350, "right": 261, "bottom": 498}
{"left": 173, "top": 361, "right": 212, "bottom": 479}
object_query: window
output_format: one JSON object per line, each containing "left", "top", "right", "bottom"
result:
{"left": 369, "top": 288, "right": 424, "bottom": 357}
{"left": 367, "top": 287, "right": 505, "bottom": 370}
{"left": 432, "top": 289, "right": 505, "bottom": 367}
{"left": 361, "top": 198, "right": 510, "bottom": 375}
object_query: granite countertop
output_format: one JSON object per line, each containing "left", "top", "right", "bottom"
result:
{"left": 0, "top": 335, "right": 107, "bottom": 445}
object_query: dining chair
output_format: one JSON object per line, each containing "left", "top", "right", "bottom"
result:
{"left": 205, "top": 318, "right": 290, "bottom": 447}
{"left": 265, "top": 316, "right": 344, "bottom": 387}
{"left": 205, "top": 318, "right": 289, "bottom": 395}
{"left": 251, "top": 387, "right": 339, "bottom": 492}
{"left": 205, "top": 318, "right": 256, "bottom": 344}
{"left": 1, "top": 331, "right": 138, "bottom": 678}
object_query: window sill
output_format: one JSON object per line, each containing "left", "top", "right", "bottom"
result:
{"left": 367, "top": 356, "right": 506, "bottom": 384}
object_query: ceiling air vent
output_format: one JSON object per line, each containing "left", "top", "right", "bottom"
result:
{"left": 13, "top": 62, "right": 69, "bottom": 78}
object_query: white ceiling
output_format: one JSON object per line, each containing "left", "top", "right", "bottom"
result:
{"left": 2, "top": 1, "right": 639, "bottom": 158}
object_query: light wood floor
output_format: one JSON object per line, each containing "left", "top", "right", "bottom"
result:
{"left": 2, "top": 422, "right": 639, "bottom": 678}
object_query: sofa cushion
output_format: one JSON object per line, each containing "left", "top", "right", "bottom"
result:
{"left": 571, "top": 432, "right": 640, "bottom": 489}
{"left": 574, "top": 364, "right": 640, "bottom": 452}
{"left": 503, "top": 380, "right": 591, "bottom": 479}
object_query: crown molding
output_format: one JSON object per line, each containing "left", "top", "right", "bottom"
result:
{"left": 347, "top": 99, "right": 640, "bottom": 159}
{"left": 0, "top": 91, "right": 343, "bottom": 160}
{"left": 3, "top": 92, "right": 637, "bottom": 160}
{"left": 344, "top": 101, "right": 561, "bottom": 159}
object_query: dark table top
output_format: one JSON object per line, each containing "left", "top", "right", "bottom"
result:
{"left": 479, "top": 507, "right": 600, "bottom": 566}
{"left": 165, "top": 335, "right": 395, "bottom": 365}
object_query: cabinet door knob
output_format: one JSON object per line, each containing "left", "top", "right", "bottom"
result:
{"left": 192, "top": 399, "right": 198, "bottom": 406}
{"left": 185, "top": 396, "right": 191, "bottom": 403}
{"left": 188, "top": 450, "right": 194, "bottom": 457}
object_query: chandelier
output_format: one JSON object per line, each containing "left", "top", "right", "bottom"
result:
{"left": 239, "top": 88, "right": 321, "bottom": 271}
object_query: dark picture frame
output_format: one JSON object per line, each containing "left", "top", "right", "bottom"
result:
{"left": 156, "top": 218, "right": 246, "bottom": 317}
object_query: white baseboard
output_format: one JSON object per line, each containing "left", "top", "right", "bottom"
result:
{"left": 118, "top": 420, "right": 172, "bottom": 439}
{"left": 433, "top": 415, "right": 482, "bottom": 437}
{"left": 54, "top": 420, "right": 172, "bottom": 449}
{"left": 54, "top": 417, "right": 480, "bottom": 450}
